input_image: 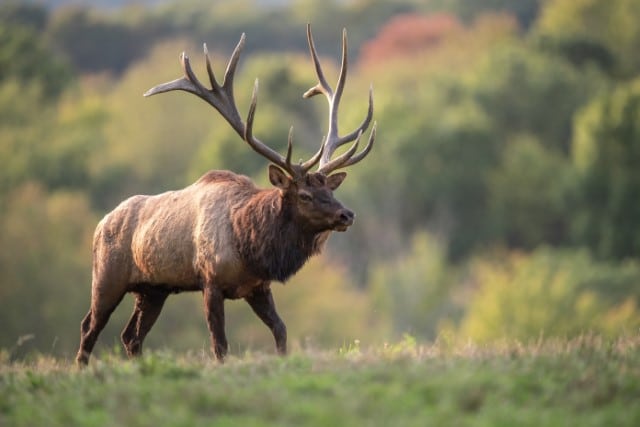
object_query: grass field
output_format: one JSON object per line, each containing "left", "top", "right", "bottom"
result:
{"left": 1, "top": 335, "right": 639, "bottom": 427}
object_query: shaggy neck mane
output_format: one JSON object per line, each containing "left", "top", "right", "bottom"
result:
{"left": 231, "top": 189, "right": 329, "bottom": 282}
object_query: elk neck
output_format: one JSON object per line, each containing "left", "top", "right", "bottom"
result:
{"left": 232, "top": 188, "right": 329, "bottom": 282}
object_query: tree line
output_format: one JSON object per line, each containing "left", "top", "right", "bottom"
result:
{"left": 1, "top": 0, "right": 640, "bottom": 359}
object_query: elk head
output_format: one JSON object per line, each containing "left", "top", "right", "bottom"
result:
{"left": 143, "top": 24, "right": 375, "bottom": 232}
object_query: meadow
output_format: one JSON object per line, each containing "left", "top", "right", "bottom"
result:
{"left": 2, "top": 335, "right": 639, "bottom": 427}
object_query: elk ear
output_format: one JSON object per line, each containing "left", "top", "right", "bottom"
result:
{"left": 326, "top": 172, "right": 347, "bottom": 190}
{"left": 268, "top": 165, "right": 291, "bottom": 190}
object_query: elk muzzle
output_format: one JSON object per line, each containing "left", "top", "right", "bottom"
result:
{"left": 333, "top": 207, "right": 355, "bottom": 232}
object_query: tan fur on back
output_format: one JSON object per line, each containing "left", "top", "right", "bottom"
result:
{"left": 94, "top": 171, "right": 261, "bottom": 296}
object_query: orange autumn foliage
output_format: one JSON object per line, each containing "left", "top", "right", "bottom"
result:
{"left": 359, "top": 13, "right": 463, "bottom": 65}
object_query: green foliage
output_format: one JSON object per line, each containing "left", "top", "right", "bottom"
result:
{"left": 459, "top": 248, "right": 640, "bottom": 342}
{"left": 0, "top": 24, "right": 70, "bottom": 101}
{"left": 572, "top": 78, "right": 640, "bottom": 260}
{"left": 95, "top": 39, "right": 217, "bottom": 199}
{"left": 0, "top": 1, "right": 47, "bottom": 31}
{"left": 445, "top": 0, "right": 542, "bottom": 28}
{"left": 2, "top": 0, "right": 640, "bottom": 359}
{"left": 369, "top": 232, "right": 456, "bottom": 340}
{"left": 47, "top": 7, "right": 149, "bottom": 74}
{"left": 350, "top": 69, "right": 499, "bottom": 259}
{"left": 535, "top": 0, "right": 640, "bottom": 78}
{"left": 0, "top": 78, "right": 107, "bottom": 207}
{"left": 488, "top": 135, "right": 573, "bottom": 248}
{"left": 0, "top": 80, "right": 48, "bottom": 199}
{"left": 0, "top": 184, "right": 95, "bottom": 356}
{"left": 468, "top": 42, "right": 604, "bottom": 154}
{"left": 349, "top": 35, "right": 603, "bottom": 259}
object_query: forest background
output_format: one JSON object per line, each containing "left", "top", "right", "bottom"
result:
{"left": 2, "top": 0, "right": 640, "bottom": 360}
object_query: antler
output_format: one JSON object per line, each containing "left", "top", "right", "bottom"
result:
{"left": 144, "top": 34, "right": 323, "bottom": 179}
{"left": 304, "top": 24, "right": 376, "bottom": 175}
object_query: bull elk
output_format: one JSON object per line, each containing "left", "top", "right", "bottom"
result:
{"left": 76, "top": 25, "right": 375, "bottom": 365}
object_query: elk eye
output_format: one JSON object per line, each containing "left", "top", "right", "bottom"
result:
{"left": 317, "top": 196, "right": 331, "bottom": 205}
{"left": 299, "top": 192, "right": 313, "bottom": 202}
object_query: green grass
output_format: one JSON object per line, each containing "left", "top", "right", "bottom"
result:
{"left": 1, "top": 335, "right": 640, "bottom": 427}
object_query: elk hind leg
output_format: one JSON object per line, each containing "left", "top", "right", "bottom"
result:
{"left": 245, "top": 286, "right": 287, "bottom": 355}
{"left": 121, "top": 288, "right": 168, "bottom": 358}
{"left": 76, "top": 286, "right": 126, "bottom": 366}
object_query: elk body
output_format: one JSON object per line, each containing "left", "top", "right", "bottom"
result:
{"left": 76, "top": 25, "right": 375, "bottom": 365}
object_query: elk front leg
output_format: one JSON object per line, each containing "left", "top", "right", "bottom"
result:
{"left": 203, "top": 286, "right": 228, "bottom": 361}
{"left": 245, "top": 285, "right": 287, "bottom": 355}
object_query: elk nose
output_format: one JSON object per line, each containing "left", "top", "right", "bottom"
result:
{"left": 339, "top": 208, "right": 355, "bottom": 225}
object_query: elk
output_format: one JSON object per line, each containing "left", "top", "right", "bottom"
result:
{"left": 75, "top": 25, "right": 375, "bottom": 365}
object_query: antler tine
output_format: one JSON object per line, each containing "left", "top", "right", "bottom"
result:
{"left": 317, "top": 121, "right": 376, "bottom": 174}
{"left": 304, "top": 24, "right": 333, "bottom": 99}
{"left": 332, "top": 28, "right": 348, "bottom": 133}
{"left": 335, "top": 121, "right": 376, "bottom": 170}
{"left": 142, "top": 52, "right": 199, "bottom": 97}
{"left": 144, "top": 36, "right": 246, "bottom": 135}
{"left": 245, "top": 79, "right": 296, "bottom": 175}
{"left": 203, "top": 43, "right": 220, "bottom": 91}
{"left": 145, "top": 28, "right": 373, "bottom": 180}
{"left": 145, "top": 33, "right": 304, "bottom": 178}
{"left": 285, "top": 126, "right": 294, "bottom": 167}
{"left": 221, "top": 33, "right": 244, "bottom": 91}
{"left": 303, "top": 24, "right": 375, "bottom": 175}
{"left": 318, "top": 130, "right": 362, "bottom": 174}
{"left": 304, "top": 24, "right": 342, "bottom": 163}
{"left": 300, "top": 137, "right": 325, "bottom": 173}
{"left": 321, "top": 27, "right": 349, "bottom": 162}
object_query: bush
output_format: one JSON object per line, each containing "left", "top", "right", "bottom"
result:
{"left": 369, "top": 232, "right": 457, "bottom": 340}
{"left": 459, "top": 248, "right": 640, "bottom": 342}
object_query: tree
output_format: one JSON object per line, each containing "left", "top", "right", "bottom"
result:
{"left": 0, "top": 24, "right": 70, "bottom": 101}
{"left": 0, "top": 184, "right": 95, "bottom": 356}
{"left": 0, "top": 1, "right": 47, "bottom": 31}
{"left": 369, "top": 232, "right": 457, "bottom": 340}
{"left": 572, "top": 79, "right": 640, "bottom": 260}
{"left": 359, "top": 13, "right": 463, "bottom": 66}
{"left": 535, "top": 0, "right": 640, "bottom": 78}
{"left": 488, "top": 135, "right": 573, "bottom": 249}
{"left": 467, "top": 43, "right": 605, "bottom": 154}
{"left": 47, "top": 6, "right": 146, "bottom": 74}
{"left": 346, "top": 18, "right": 519, "bottom": 262}
{"left": 0, "top": 77, "right": 107, "bottom": 210}
{"left": 446, "top": 0, "right": 541, "bottom": 28}
{"left": 459, "top": 248, "right": 640, "bottom": 342}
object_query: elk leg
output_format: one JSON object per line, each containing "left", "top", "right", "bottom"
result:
{"left": 120, "top": 304, "right": 140, "bottom": 356}
{"left": 203, "top": 286, "right": 228, "bottom": 361}
{"left": 245, "top": 286, "right": 287, "bottom": 355}
{"left": 76, "top": 309, "right": 93, "bottom": 364}
{"left": 121, "top": 289, "right": 168, "bottom": 358}
{"left": 76, "top": 288, "right": 125, "bottom": 365}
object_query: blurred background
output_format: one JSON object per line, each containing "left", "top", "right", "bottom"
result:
{"left": 1, "top": 0, "right": 640, "bottom": 359}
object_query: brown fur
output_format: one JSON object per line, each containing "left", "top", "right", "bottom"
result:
{"left": 76, "top": 167, "right": 353, "bottom": 364}
{"left": 231, "top": 189, "right": 330, "bottom": 282}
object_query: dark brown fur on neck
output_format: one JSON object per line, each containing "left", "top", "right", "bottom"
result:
{"left": 232, "top": 189, "right": 330, "bottom": 282}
